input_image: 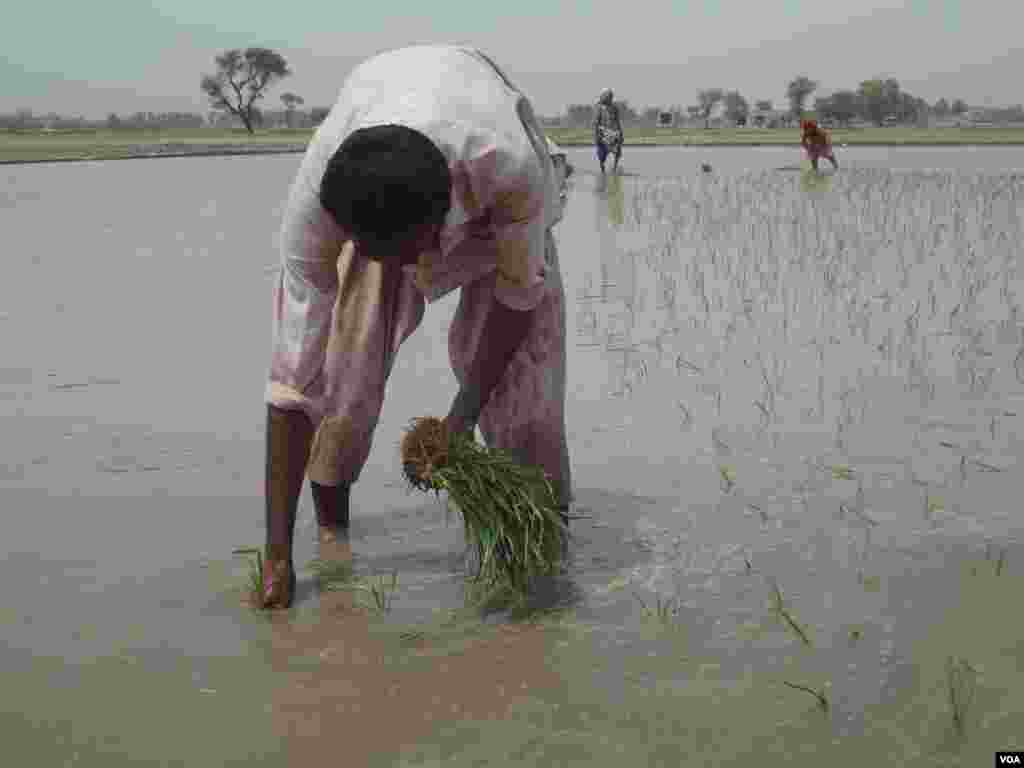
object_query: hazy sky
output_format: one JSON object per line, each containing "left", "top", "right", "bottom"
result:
{"left": 2, "top": 0, "right": 1020, "bottom": 119}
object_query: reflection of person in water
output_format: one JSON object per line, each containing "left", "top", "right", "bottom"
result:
{"left": 605, "top": 172, "right": 625, "bottom": 226}
{"left": 800, "top": 119, "right": 839, "bottom": 173}
{"left": 593, "top": 88, "right": 623, "bottom": 174}
{"left": 595, "top": 169, "right": 625, "bottom": 228}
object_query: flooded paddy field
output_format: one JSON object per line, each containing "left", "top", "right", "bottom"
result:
{"left": 2, "top": 156, "right": 1023, "bottom": 766}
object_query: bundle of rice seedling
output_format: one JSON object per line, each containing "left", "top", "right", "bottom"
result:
{"left": 400, "top": 416, "right": 568, "bottom": 594}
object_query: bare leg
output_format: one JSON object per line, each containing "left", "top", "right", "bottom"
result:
{"left": 262, "top": 404, "right": 314, "bottom": 608}
{"left": 311, "top": 481, "right": 350, "bottom": 541}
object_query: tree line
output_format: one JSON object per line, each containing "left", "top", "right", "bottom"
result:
{"left": 4, "top": 48, "right": 1020, "bottom": 133}
{"left": 563, "top": 76, "right": 995, "bottom": 129}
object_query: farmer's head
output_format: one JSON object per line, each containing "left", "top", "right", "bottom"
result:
{"left": 599, "top": 88, "right": 614, "bottom": 105}
{"left": 320, "top": 125, "right": 452, "bottom": 265}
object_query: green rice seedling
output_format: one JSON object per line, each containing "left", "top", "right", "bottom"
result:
{"left": 719, "top": 464, "right": 737, "bottom": 493}
{"left": 308, "top": 558, "right": 356, "bottom": 591}
{"left": 945, "top": 655, "right": 978, "bottom": 736}
{"left": 858, "top": 572, "right": 882, "bottom": 592}
{"left": 754, "top": 400, "right": 771, "bottom": 428}
{"left": 401, "top": 417, "right": 567, "bottom": 597}
{"left": 829, "top": 464, "right": 856, "bottom": 481}
{"left": 353, "top": 570, "right": 399, "bottom": 614}
{"left": 972, "top": 459, "right": 1005, "bottom": 473}
{"left": 231, "top": 547, "right": 263, "bottom": 604}
{"left": 633, "top": 591, "right": 682, "bottom": 628}
{"left": 769, "top": 580, "right": 812, "bottom": 647}
{"left": 746, "top": 503, "right": 768, "bottom": 524}
{"left": 464, "top": 577, "right": 528, "bottom": 615}
{"left": 984, "top": 544, "right": 1009, "bottom": 576}
{"left": 782, "top": 680, "right": 830, "bottom": 714}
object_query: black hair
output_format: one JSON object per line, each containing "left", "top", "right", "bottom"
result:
{"left": 319, "top": 125, "right": 452, "bottom": 250}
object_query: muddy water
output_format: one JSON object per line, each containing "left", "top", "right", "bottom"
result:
{"left": 2, "top": 157, "right": 1023, "bottom": 766}
{"left": 563, "top": 144, "right": 1024, "bottom": 177}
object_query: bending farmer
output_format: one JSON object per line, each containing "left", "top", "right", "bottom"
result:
{"left": 262, "top": 45, "right": 574, "bottom": 609}
{"left": 800, "top": 118, "right": 839, "bottom": 173}
{"left": 594, "top": 88, "right": 623, "bottom": 174}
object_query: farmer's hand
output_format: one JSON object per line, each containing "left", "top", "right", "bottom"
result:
{"left": 443, "top": 410, "right": 474, "bottom": 438}
{"left": 445, "top": 386, "right": 481, "bottom": 437}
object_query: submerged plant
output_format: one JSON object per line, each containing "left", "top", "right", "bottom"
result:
{"left": 782, "top": 680, "right": 830, "bottom": 714}
{"left": 945, "top": 655, "right": 978, "bottom": 736}
{"left": 634, "top": 591, "right": 683, "bottom": 628}
{"left": 769, "top": 580, "right": 812, "bottom": 647}
{"left": 719, "top": 464, "right": 737, "bottom": 493}
{"left": 828, "top": 464, "right": 856, "bottom": 481}
{"left": 354, "top": 570, "right": 400, "bottom": 614}
{"left": 309, "top": 558, "right": 356, "bottom": 591}
{"left": 232, "top": 547, "right": 263, "bottom": 605}
{"left": 983, "top": 543, "right": 1008, "bottom": 576}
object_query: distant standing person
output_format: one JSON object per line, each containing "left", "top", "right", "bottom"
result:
{"left": 594, "top": 88, "right": 623, "bottom": 174}
{"left": 800, "top": 118, "right": 839, "bottom": 173}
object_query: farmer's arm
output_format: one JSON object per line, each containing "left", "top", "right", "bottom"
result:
{"left": 264, "top": 190, "right": 344, "bottom": 556}
{"left": 447, "top": 299, "right": 534, "bottom": 433}
{"left": 446, "top": 193, "right": 548, "bottom": 433}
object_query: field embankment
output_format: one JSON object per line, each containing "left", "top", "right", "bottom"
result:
{"left": 4, "top": 126, "right": 1024, "bottom": 164}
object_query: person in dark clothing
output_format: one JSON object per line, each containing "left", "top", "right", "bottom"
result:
{"left": 593, "top": 88, "right": 623, "bottom": 174}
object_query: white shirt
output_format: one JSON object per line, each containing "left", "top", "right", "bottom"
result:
{"left": 277, "top": 44, "right": 561, "bottom": 314}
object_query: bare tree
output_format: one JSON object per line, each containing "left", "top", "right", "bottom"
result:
{"left": 200, "top": 48, "right": 291, "bottom": 134}
{"left": 280, "top": 92, "right": 305, "bottom": 128}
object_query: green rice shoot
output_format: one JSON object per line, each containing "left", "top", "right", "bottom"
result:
{"left": 401, "top": 417, "right": 569, "bottom": 598}
{"left": 232, "top": 547, "right": 263, "bottom": 605}
{"left": 946, "top": 655, "right": 978, "bottom": 736}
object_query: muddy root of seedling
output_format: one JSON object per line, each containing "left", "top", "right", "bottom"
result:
{"left": 401, "top": 416, "right": 451, "bottom": 491}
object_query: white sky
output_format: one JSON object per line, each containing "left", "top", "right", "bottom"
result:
{"left": 1, "top": 0, "right": 1020, "bottom": 118}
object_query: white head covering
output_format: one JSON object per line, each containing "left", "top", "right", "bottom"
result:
{"left": 599, "top": 88, "right": 613, "bottom": 104}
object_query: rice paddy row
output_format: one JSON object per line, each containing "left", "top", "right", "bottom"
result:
{"left": 231, "top": 166, "right": 1020, "bottom": 754}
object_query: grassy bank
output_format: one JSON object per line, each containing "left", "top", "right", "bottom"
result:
{"left": 4, "top": 126, "right": 1024, "bottom": 164}
{"left": 0, "top": 127, "right": 309, "bottom": 164}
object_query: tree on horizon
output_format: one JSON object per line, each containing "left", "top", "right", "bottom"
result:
{"left": 200, "top": 48, "right": 291, "bottom": 133}
{"left": 280, "top": 92, "right": 305, "bottom": 128}
{"left": 696, "top": 89, "right": 724, "bottom": 128}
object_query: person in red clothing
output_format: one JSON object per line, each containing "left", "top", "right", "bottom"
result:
{"left": 800, "top": 119, "right": 839, "bottom": 173}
